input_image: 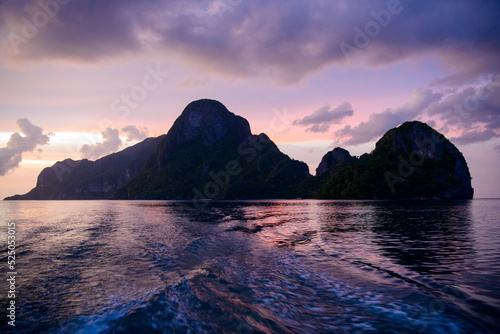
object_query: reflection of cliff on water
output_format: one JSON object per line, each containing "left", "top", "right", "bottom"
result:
{"left": 137, "top": 200, "right": 476, "bottom": 282}
{"left": 369, "top": 200, "right": 475, "bottom": 278}
{"left": 313, "top": 200, "right": 475, "bottom": 279}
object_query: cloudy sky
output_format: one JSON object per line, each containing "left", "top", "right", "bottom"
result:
{"left": 1, "top": 0, "right": 499, "bottom": 199}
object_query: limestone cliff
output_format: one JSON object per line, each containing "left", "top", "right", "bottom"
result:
{"left": 315, "top": 147, "right": 354, "bottom": 176}
{"left": 113, "top": 99, "right": 310, "bottom": 199}
{"left": 311, "top": 121, "right": 473, "bottom": 199}
{"left": 4, "top": 136, "right": 165, "bottom": 200}
{"left": 4, "top": 105, "right": 473, "bottom": 201}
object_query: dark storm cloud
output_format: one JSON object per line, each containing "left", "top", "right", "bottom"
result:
{"left": 1, "top": 0, "right": 148, "bottom": 61}
{"left": 0, "top": 118, "right": 51, "bottom": 175}
{"left": 2, "top": 0, "right": 499, "bottom": 83}
{"left": 293, "top": 103, "right": 353, "bottom": 133}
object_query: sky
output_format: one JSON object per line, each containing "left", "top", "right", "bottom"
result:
{"left": 0, "top": 0, "right": 499, "bottom": 199}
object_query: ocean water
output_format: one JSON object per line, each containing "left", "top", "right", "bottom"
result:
{"left": 1, "top": 199, "right": 499, "bottom": 333}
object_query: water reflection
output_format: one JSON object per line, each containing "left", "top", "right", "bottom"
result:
{"left": 300, "top": 201, "right": 474, "bottom": 279}
{"left": 1, "top": 200, "right": 498, "bottom": 333}
{"left": 369, "top": 201, "right": 475, "bottom": 277}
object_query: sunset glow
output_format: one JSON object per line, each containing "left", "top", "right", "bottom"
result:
{"left": 1, "top": 0, "right": 499, "bottom": 199}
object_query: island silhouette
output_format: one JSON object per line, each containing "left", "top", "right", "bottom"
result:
{"left": 5, "top": 99, "right": 473, "bottom": 201}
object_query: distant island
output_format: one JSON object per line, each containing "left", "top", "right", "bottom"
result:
{"left": 4, "top": 99, "right": 473, "bottom": 201}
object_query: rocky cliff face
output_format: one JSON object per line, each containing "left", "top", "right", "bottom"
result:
{"left": 374, "top": 121, "right": 473, "bottom": 199}
{"left": 6, "top": 99, "right": 310, "bottom": 201}
{"left": 167, "top": 99, "right": 251, "bottom": 147}
{"left": 4, "top": 136, "right": 165, "bottom": 200}
{"left": 114, "top": 99, "right": 310, "bottom": 200}
{"left": 312, "top": 121, "right": 473, "bottom": 199}
{"left": 151, "top": 99, "right": 252, "bottom": 170}
{"left": 4, "top": 103, "right": 473, "bottom": 201}
{"left": 315, "top": 147, "right": 354, "bottom": 176}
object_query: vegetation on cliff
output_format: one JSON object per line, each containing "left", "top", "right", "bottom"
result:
{"left": 304, "top": 121, "right": 473, "bottom": 199}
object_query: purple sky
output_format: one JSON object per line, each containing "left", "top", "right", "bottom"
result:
{"left": 1, "top": 0, "right": 499, "bottom": 198}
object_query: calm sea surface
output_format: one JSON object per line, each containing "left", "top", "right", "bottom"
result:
{"left": 1, "top": 199, "right": 499, "bottom": 333}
